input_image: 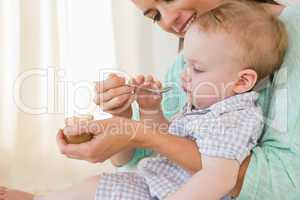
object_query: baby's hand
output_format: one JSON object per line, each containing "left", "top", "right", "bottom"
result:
{"left": 130, "top": 75, "right": 162, "bottom": 113}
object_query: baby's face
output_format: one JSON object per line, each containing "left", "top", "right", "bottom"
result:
{"left": 182, "top": 24, "right": 243, "bottom": 109}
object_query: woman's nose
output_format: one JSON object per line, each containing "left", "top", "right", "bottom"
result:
{"left": 158, "top": 6, "right": 179, "bottom": 31}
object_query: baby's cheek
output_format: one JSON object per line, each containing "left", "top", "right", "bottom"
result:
{"left": 191, "top": 81, "right": 221, "bottom": 107}
{"left": 192, "top": 80, "right": 218, "bottom": 95}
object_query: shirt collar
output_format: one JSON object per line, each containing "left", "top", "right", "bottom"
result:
{"left": 183, "top": 91, "right": 259, "bottom": 116}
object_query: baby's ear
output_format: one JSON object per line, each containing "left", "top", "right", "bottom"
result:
{"left": 233, "top": 69, "right": 258, "bottom": 94}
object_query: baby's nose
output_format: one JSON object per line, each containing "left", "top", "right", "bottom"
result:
{"left": 181, "top": 72, "right": 187, "bottom": 82}
{"left": 181, "top": 69, "right": 191, "bottom": 82}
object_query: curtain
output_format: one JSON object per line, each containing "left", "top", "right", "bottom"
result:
{"left": 0, "top": 0, "right": 180, "bottom": 193}
{"left": 0, "top": 0, "right": 114, "bottom": 194}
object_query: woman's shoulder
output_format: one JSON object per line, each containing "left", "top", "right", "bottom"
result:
{"left": 279, "top": 6, "right": 300, "bottom": 66}
{"left": 280, "top": 5, "right": 300, "bottom": 26}
{"left": 171, "top": 53, "right": 185, "bottom": 70}
{"left": 165, "top": 53, "right": 185, "bottom": 80}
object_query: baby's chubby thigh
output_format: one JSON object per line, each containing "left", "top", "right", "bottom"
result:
{"left": 44, "top": 175, "right": 102, "bottom": 200}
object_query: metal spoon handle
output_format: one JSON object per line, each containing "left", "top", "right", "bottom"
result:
{"left": 126, "top": 84, "right": 173, "bottom": 94}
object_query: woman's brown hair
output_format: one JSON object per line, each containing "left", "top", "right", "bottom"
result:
{"left": 178, "top": 0, "right": 279, "bottom": 51}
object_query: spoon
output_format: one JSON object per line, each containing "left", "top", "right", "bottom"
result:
{"left": 126, "top": 84, "right": 173, "bottom": 94}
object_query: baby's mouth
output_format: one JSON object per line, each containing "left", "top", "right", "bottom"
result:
{"left": 182, "top": 83, "right": 192, "bottom": 93}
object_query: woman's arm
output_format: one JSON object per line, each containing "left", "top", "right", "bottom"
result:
{"left": 110, "top": 147, "right": 135, "bottom": 167}
{"left": 229, "top": 155, "right": 251, "bottom": 197}
{"left": 110, "top": 109, "right": 169, "bottom": 167}
{"left": 94, "top": 73, "right": 137, "bottom": 167}
{"left": 109, "top": 111, "right": 168, "bottom": 167}
{"left": 59, "top": 116, "right": 250, "bottom": 196}
{"left": 59, "top": 117, "right": 202, "bottom": 171}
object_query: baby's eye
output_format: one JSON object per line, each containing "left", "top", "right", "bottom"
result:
{"left": 193, "top": 68, "right": 204, "bottom": 73}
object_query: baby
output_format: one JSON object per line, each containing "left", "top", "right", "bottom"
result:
{"left": 96, "top": 0, "right": 288, "bottom": 200}
{"left": 0, "top": 0, "right": 287, "bottom": 200}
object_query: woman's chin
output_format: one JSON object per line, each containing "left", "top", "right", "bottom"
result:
{"left": 171, "top": 30, "right": 185, "bottom": 38}
{"left": 178, "top": 34, "right": 185, "bottom": 38}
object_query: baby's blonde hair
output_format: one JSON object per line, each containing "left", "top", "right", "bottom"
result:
{"left": 196, "top": 0, "right": 288, "bottom": 81}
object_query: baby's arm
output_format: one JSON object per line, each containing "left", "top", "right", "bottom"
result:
{"left": 166, "top": 156, "right": 239, "bottom": 200}
{"left": 110, "top": 75, "right": 169, "bottom": 167}
{"left": 134, "top": 75, "right": 169, "bottom": 130}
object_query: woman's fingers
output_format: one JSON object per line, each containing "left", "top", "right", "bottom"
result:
{"left": 56, "top": 129, "right": 81, "bottom": 158}
{"left": 56, "top": 129, "right": 93, "bottom": 160}
{"left": 94, "top": 86, "right": 133, "bottom": 104}
{"left": 57, "top": 128, "right": 110, "bottom": 163}
{"left": 104, "top": 95, "right": 136, "bottom": 115}
{"left": 56, "top": 129, "right": 68, "bottom": 149}
{"left": 94, "top": 73, "right": 126, "bottom": 93}
{"left": 57, "top": 117, "right": 138, "bottom": 163}
{"left": 99, "top": 93, "right": 132, "bottom": 112}
{"left": 93, "top": 73, "right": 135, "bottom": 112}
{"left": 94, "top": 86, "right": 134, "bottom": 112}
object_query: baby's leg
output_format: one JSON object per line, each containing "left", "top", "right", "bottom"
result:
{"left": 36, "top": 175, "right": 101, "bottom": 200}
{"left": 0, "top": 187, "right": 34, "bottom": 200}
{"left": 0, "top": 175, "right": 101, "bottom": 200}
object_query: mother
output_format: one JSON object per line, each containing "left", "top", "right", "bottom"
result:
{"left": 59, "top": 0, "right": 299, "bottom": 199}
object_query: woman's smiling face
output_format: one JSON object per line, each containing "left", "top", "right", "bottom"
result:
{"left": 131, "top": 0, "right": 223, "bottom": 37}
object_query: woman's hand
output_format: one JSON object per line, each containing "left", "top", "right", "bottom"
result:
{"left": 94, "top": 73, "right": 135, "bottom": 118}
{"left": 57, "top": 116, "right": 143, "bottom": 163}
{"left": 57, "top": 115, "right": 201, "bottom": 170}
